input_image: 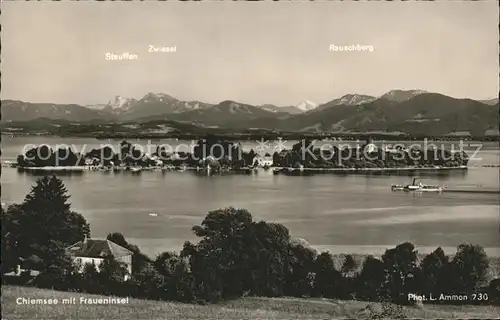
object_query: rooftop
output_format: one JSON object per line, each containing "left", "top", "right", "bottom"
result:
{"left": 66, "top": 238, "right": 133, "bottom": 259}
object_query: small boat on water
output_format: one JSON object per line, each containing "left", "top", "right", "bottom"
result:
{"left": 148, "top": 212, "right": 159, "bottom": 217}
{"left": 391, "top": 178, "right": 443, "bottom": 192}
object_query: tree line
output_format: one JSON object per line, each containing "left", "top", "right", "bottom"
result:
{"left": 1, "top": 176, "right": 498, "bottom": 306}
{"left": 273, "top": 140, "right": 469, "bottom": 169}
{"left": 18, "top": 138, "right": 469, "bottom": 171}
{"left": 16, "top": 137, "right": 257, "bottom": 169}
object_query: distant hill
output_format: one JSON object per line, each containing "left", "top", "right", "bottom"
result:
{"left": 2, "top": 90, "right": 498, "bottom": 136}
{"left": 0, "top": 117, "right": 207, "bottom": 136}
{"left": 85, "top": 93, "right": 213, "bottom": 119}
{"left": 231, "top": 93, "right": 499, "bottom": 136}
{"left": 86, "top": 95, "right": 137, "bottom": 111}
{"left": 479, "top": 98, "right": 499, "bottom": 106}
{"left": 315, "top": 94, "right": 377, "bottom": 112}
{"left": 379, "top": 89, "right": 427, "bottom": 102}
{"left": 0, "top": 100, "right": 112, "bottom": 122}
{"left": 295, "top": 100, "right": 318, "bottom": 112}
{"left": 118, "top": 93, "right": 213, "bottom": 120}
{"left": 163, "top": 100, "right": 286, "bottom": 126}
{"left": 257, "top": 104, "right": 303, "bottom": 114}
{"left": 313, "top": 90, "right": 426, "bottom": 113}
{"left": 236, "top": 98, "right": 398, "bottom": 132}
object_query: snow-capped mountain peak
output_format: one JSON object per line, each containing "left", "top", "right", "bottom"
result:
{"left": 111, "top": 95, "right": 132, "bottom": 109}
{"left": 85, "top": 95, "right": 135, "bottom": 110}
{"left": 337, "top": 94, "right": 376, "bottom": 106}
{"left": 141, "top": 92, "right": 177, "bottom": 102}
{"left": 380, "top": 89, "right": 427, "bottom": 102}
{"left": 296, "top": 100, "right": 318, "bottom": 112}
{"left": 85, "top": 103, "right": 108, "bottom": 110}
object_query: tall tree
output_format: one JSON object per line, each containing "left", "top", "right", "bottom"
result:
{"left": 284, "top": 238, "right": 317, "bottom": 297}
{"left": 312, "top": 252, "right": 342, "bottom": 298}
{"left": 129, "top": 263, "right": 165, "bottom": 299}
{"left": 381, "top": 242, "right": 420, "bottom": 304}
{"left": 31, "top": 240, "right": 77, "bottom": 290}
{"left": 419, "top": 247, "right": 449, "bottom": 295}
{"left": 356, "top": 256, "right": 385, "bottom": 301}
{"left": 341, "top": 254, "right": 358, "bottom": 277}
{"left": 182, "top": 207, "right": 292, "bottom": 301}
{"left": 1, "top": 206, "right": 19, "bottom": 274}
{"left": 448, "top": 244, "right": 489, "bottom": 294}
{"left": 8, "top": 176, "right": 90, "bottom": 271}
{"left": 154, "top": 251, "right": 194, "bottom": 301}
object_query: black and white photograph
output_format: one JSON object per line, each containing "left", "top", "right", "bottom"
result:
{"left": 1, "top": 1, "right": 499, "bottom": 319}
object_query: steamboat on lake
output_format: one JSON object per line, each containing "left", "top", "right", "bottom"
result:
{"left": 391, "top": 178, "right": 444, "bottom": 192}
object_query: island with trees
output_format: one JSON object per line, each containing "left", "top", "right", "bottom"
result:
{"left": 14, "top": 136, "right": 469, "bottom": 176}
{"left": 272, "top": 138, "right": 469, "bottom": 175}
{"left": 15, "top": 137, "right": 259, "bottom": 174}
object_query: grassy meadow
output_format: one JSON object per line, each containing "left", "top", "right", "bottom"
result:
{"left": 2, "top": 285, "right": 499, "bottom": 320}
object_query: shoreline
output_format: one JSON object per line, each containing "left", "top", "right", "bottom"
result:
{"left": 13, "top": 165, "right": 469, "bottom": 174}
{"left": 273, "top": 165, "right": 468, "bottom": 174}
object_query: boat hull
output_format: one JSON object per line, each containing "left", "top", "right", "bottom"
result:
{"left": 391, "top": 184, "right": 443, "bottom": 192}
{"left": 416, "top": 187, "right": 443, "bottom": 192}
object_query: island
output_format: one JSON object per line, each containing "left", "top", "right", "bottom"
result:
{"left": 13, "top": 137, "right": 469, "bottom": 176}
{"left": 270, "top": 139, "right": 469, "bottom": 175}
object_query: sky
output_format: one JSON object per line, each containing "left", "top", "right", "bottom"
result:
{"left": 2, "top": 1, "right": 499, "bottom": 106}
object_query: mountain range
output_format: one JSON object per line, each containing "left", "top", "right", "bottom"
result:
{"left": 1, "top": 90, "right": 498, "bottom": 136}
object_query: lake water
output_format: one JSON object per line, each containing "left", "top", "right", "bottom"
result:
{"left": 1, "top": 136, "right": 499, "bottom": 257}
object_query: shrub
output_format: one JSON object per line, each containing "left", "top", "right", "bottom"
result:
{"left": 447, "top": 244, "right": 489, "bottom": 294}
{"left": 129, "top": 264, "right": 165, "bottom": 300}
{"left": 312, "top": 252, "right": 342, "bottom": 298}
{"left": 284, "top": 238, "right": 317, "bottom": 297}
{"left": 381, "top": 242, "right": 420, "bottom": 304}
{"left": 488, "top": 278, "right": 500, "bottom": 304}
{"left": 419, "top": 247, "right": 449, "bottom": 295}
{"left": 355, "top": 256, "right": 385, "bottom": 301}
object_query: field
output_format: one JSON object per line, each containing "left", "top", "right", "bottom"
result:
{"left": 2, "top": 286, "right": 499, "bottom": 319}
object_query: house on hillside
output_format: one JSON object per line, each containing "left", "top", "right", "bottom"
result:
{"left": 66, "top": 237, "right": 133, "bottom": 280}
